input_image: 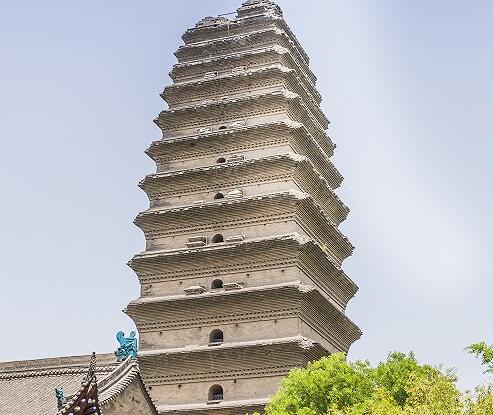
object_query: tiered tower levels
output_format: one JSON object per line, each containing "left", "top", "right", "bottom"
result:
{"left": 127, "top": 1, "right": 361, "bottom": 414}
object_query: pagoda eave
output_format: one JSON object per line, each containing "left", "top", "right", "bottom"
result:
{"left": 146, "top": 120, "right": 335, "bottom": 163}
{"left": 157, "top": 398, "right": 268, "bottom": 415}
{"left": 126, "top": 282, "right": 361, "bottom": 351}
{"left": 137, "top": 337, "right": 327, "bottom": 385}
{"left": 155, "top": 91, "right": 327, "bottom": 143}
{"left": 147, "top": 120, "right": 336, "bottom": 171}
{"left": 170, "top": 46, "right": 321, "bottom": 102}
{"left": 162, "top": 65, "right": 328, "bottom": 128}
{"left": 134, "top": 191, "right": 353, "bottom": 263}
{"left": 128, "top": 233, "right": 358, "bottom": 308}
{"left": 174, "top": 28, "right": 315, "bottom": 84}
{"left": 182, "top": 12, "right": 309, "bottom": 66}
{"left": 135, "top": 189, "right": 346, "bottom": 231}
{"left": 139, "top": 154, "right": 343, "bottom": 204}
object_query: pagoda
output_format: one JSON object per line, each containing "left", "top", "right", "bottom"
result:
{"left": 125, "top": 1, "right": 361, "bottom": 413}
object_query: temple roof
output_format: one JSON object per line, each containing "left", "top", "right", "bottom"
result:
{"left": 0, "top": 354, "right": 116, "bottom": 415}
{"left": 0, "top": 353, "right": 157, "bottom": 415}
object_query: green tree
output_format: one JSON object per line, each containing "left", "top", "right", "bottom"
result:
{"left": 265, "top": 353, "right": 373, "bottom": 415}
{"left": 402, "top": 368, "right": 462, "bottom": 415}
{"left": 253, "top": 347, "right": 493, "bottom": 415}
{"left": 466, "top": 342, "right": 493, "bottom": 374}
{"left": 258, "top": 352, "right": 462, "bottom": 415}
{"left": 372, "top": 352, "right": 433, "bottom": 406}
{"left": 465, "top": 341, "right": 493, "bottom": 414}
{"left": 464, "top": 385, "right": 493, "bottom": 415}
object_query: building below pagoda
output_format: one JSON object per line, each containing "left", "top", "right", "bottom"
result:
{"left": 0, "top": 353, "right": 157, "bottom": 415}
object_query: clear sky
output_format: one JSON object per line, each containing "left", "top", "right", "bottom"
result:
{"left": 0, "top": 0, "right": 492, "bottom": 390}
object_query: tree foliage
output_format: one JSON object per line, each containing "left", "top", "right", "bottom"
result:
{"left": 253, "top": 351, "right": 493, "bottom": 415}
{"left": 464, "top": 385, "right": 493, "bottom": 415}
{"left": 466, "top": 342, "right": 493, "bottom": 374}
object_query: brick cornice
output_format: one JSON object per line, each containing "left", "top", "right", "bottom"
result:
{"left": 138, "top": 337, "right": 326, "bottom": 385}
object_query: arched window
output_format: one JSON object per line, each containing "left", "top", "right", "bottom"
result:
{"left": 208, "top": 385, "right": 224, "bottom": 401}
{"left": 211, "top": 279, "right": 223, "bottom": 289}
{"left": 216, "top": 157, "right": 227, "bottom": 164}
{"left": 209, "top": 329, "right": 224, "bottom": 344}
{"left": 214, "top": 192, "right": 224, "bottom": 200}
{"left": 218, "top": 125, "right": 228, "bottom": 130}
{"left": 212, "top": 234, "right": 224, "bottom": 243}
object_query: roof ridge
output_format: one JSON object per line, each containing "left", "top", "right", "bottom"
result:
{"left": 0, "top": 353, "right": 116, "bottom": 374}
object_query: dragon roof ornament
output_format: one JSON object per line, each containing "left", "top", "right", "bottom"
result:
{"left": 114, "top": 331, "right": 138, "bottom": 361}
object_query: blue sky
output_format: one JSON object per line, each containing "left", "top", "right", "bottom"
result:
{"left": 0, "top": 0, "right": 492, "bottom": 390}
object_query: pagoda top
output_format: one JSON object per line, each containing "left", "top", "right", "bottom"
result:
{"left": 238, "top": 0, "right": 283, "bottom": 18}
{"left": 194, "top": 0, "right": 282, "bottom": 29}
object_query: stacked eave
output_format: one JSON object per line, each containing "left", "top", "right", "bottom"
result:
{"left": 140, "top": 153, "right": 343, "bottom": 206}
{"left": 170, "top": 46, "right": 320, "bottom": 103}
{"left": 146, "top": 120, "right": 336, "bottom": 171}
{"left": 162, "top": 65, "right": 327, "bottom": 128}
{"left": 158, "top": 398, "right": 267, "bottom": 415}
{"left": 126, "top": 282, "right": 361, "bottom": 352}
{"left": 183, "top": 12, "right": 309, "bottom": 67}
{"left": 136, "top": 189, "right": 346, "bottom": 232}
{"left": 155, "top": 91, "right": 328, "bottom": 154}
{"left": 157, "top": 87, "right": 322, "bottom": 129}
{"left": 174, "top": 28, "right": 314, "bottom": 85}
{"left": 137, "top": 337, "right": 326, "bottom": 386}
{"left": 129, "top": 233, "right": 357, "bottom": 310}
{"left": 134, "top": 191, "right": 353, "bottom": 264}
